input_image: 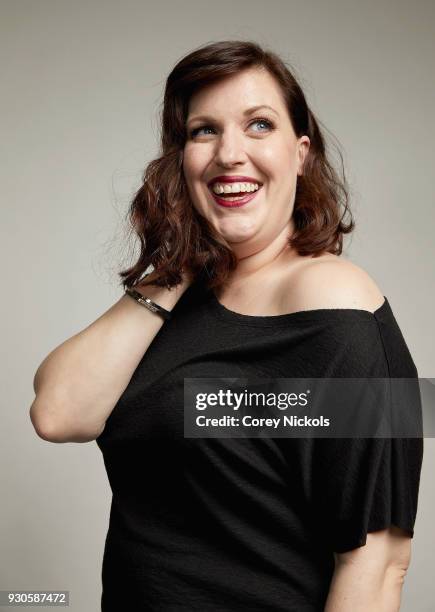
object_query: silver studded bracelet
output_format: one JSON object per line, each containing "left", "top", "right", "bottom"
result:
{"left": 125, "top": 287, "right": 172, "bottom": 321}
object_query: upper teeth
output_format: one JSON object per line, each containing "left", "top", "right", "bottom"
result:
{"left": 211, "top": 182, "right": 260, "bottom": 194}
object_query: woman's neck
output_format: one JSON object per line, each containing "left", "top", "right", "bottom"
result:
{"left": 225, "top": 223, "right": 299, "bottom": 285}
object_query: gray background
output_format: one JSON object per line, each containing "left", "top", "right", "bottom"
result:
{"left": 1, "top": 0, "right": 434, "bottom": 610}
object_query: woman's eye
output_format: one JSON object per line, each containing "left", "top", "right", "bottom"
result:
{"left": 189, "top": 118, "right": 274, "bottom": 139}
{"left": 190, "top": 126, "right": 214, "bottom": 138}
{"left": 250, "top": 118, "right": 273, "bottom": 132}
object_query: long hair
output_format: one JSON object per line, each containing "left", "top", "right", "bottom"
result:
{"left": 119, "top": 40, "right": 354, "bottom": 290}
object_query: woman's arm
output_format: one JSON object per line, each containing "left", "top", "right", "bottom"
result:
{"left": 324, "top": 526, "right": 412, "bottom": 611}
{"left": 30, "top": 279, "right": 191, "bottom": 443}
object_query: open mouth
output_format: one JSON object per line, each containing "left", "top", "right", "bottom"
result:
{"left": 208, "top": 184, "right": 263, "bottom": 208}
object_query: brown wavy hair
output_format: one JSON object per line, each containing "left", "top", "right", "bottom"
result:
{"left": 119, "top": 40, "right": 354, "bottom": 291}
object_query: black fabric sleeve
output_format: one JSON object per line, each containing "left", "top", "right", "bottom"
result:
{"left": 310, "top": 314, "right": 424, "bottom": 554}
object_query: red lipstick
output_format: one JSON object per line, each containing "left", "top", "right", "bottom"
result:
{"left": 207, "top": 175, "right": 263, "bottom": 208}
{"left": 210, "top": 190, "right": 260, "bottom": 208}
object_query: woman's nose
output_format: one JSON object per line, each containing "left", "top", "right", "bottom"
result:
{"left": 213, "top": 130, "right": 247, "bottom": 166}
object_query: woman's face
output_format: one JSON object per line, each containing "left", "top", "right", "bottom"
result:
{"left": 182, "top": 67, "right": 310, "bottom": 257}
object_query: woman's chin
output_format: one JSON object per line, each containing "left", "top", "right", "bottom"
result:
{"left": 215, "top": 221, "right": 259, "bottom": 244}
{"left": 221, "top": 232, "right": 257, "bottom": 246}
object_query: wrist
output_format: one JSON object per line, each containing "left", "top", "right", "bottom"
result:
{"left": 134, "top": 282, "right": 189, "bottom": 311}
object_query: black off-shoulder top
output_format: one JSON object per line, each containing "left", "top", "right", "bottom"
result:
{"left": 96, "top": 278, "right": 423, "bottom": 611}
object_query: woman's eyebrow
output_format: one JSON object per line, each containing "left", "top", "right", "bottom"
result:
{"left": 186, "top": 104, "right": 279, "bottom": 126}
{"left": 243, "top": 104, "right": 279, "bottom": 117}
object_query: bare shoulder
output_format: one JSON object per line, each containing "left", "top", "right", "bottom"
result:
{"left": 281, "top": 253, "right": 385, "bottom": 313}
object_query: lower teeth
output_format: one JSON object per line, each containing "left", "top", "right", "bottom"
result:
{"left": 217, "top": 192, "right": 254, "bottom": 201}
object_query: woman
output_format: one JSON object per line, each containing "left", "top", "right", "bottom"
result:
{"left": 30, "top": 40, "right": 423, "bottom": 611}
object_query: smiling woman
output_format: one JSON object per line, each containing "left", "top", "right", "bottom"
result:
{"left": 183, "top": 68, "right": 311, "bottom": 248}
{"left": 30, "top": 39, "right": 423, "bottom": 612}
{"left": 117, "top": 40, "right": 353, "bottom": 291}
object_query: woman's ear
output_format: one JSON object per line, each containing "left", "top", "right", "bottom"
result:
{"left": 297, "top": 136, "right": 310, "bottom": 176}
